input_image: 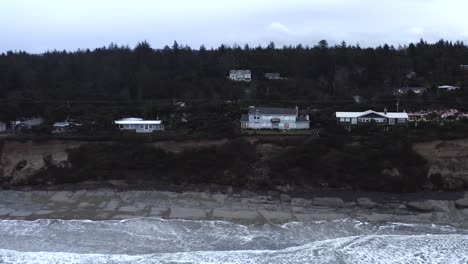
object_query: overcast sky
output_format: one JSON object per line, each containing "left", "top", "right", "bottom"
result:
{"left": 2, "top": 0, "right": 468, "bottom": 53}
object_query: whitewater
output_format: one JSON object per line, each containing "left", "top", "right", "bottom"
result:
{"left": 0, "top": 218, "right": 467, "bottom": 264}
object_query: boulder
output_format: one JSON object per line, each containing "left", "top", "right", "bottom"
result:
{"left": 407, "top": 200, "right": 452, "bottom": 213}
{"left": 279, "top": 194, "right": 291, "bottom": 203}
{"left": 356, "top": 197, "right": 379, "bottom": 209}
{"left": 313, "top": 197, "right": 344, "bottom": 208}
{"left": 455, "top": 198, "right": 468, "bottom": 208}
{"left": 291, "top": 198, "right": 312, "bottom": 207}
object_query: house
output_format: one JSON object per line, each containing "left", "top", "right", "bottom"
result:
{"left": 52, "top": 121, "right": 82, "bottom": 134}
{"left": 11, "top": 117, "right": 44, "bottom": 132}
{"left": 240, "top": 106, "right": 310, "bottom": 130}
{"left": 114, "top": 118, "right": 164, "bottom": 133}
{"left": 336, "top": 109, "right": 409, "bottom": 131}
{"left": 460, "top": 65, "right": 468, "bottom": 71}
{"left": 438, "top": 85, "right": 461, "bottom": 92}
{"left": 0, "top": 122, "right": 6, "bottom": 133}
{"left": 265, "top": 73, "right": 283, "bottom": 80}
{"left": 229, "top": 70, "right": 251, "bottom": 82}
{"left": 352, "top": 95, "right": 367, "bottom": 104}
{"left": 395, "top": 87, "right": 427, "bottom": 96}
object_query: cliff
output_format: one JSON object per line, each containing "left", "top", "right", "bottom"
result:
{"left": 413, "top": 139, "right": 468, "bottom": 190}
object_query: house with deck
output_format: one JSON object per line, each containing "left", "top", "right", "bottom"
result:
{"left": 115, "top": 118, "right": 164, "bottom": 133}
{"left": 336, "top": 109, "right": 408, "bottom": 131}
{"left": 240, "top": 106, "right": 310, "bottom": 130}
{"left": 229, "top": 70, "right": 252, "bottom": 82}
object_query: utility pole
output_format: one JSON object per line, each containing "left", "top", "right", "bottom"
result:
{"left": 396, "top": 99, "right": 400, "bottom": 112}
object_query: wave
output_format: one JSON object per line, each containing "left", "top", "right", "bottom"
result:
{"left": 1, "top": 234, "right": 468, "bottom": 264}
{"left": 0, "top": 218, "right": 467, "bottom": 263}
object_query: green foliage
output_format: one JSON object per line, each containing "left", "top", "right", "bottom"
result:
{"left": 37, "top": 139, "right": 257, "bottom": 186}
{"left": 1, "top": 39, "right": 467, "bottom": 104}
{"left": 269, "top": 130, "right": 428, "bottom": 192}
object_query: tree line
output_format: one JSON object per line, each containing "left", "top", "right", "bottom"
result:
{"left": 1, "top": 39, "right": 468, "bottom": 121}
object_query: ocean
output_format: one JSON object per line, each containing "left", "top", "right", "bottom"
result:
{"left": 0, "top": 218, "right": 467, "bottom": 264}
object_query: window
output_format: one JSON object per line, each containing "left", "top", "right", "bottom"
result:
{"left": 398, "top": 118, "right": 406, "bottom": 123}
{"left": 358, "top": 118, "right": 371, "bottom": 123}
{"left": 119, "top": 125, "right": 124, "bottom": 129}
{"left": 345, "top": 118, "right": 350, "bottom": 122}
{"left": 340, "top": 118, "right": 345, "bottom": 122}
{"left": 140, "top": 125, "right": 144, "bottom": 129}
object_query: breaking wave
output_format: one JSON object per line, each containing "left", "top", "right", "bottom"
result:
{"left": 0, "top": 218, "right": 467, "bottom": 263}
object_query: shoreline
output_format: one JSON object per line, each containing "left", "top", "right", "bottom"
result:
{"left": 1, "top": 187, "right": 468, "bottom": 227}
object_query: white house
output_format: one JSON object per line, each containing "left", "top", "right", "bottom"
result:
{"left": 336, "top": 109, "right": 409, "bottom": 131}
{"left": 240, "top": 106, "right": 310, "bottom": 130}
{"left": 229, "top": 70, "right": 251, "bottom": 82}
{"left": 115, "top": 118, "right": 164, "bottom": 133}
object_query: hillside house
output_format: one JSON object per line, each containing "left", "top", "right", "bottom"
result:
{"left": 395, "top": 87, "right": 427, "bottom": 96}
{"left": 336, "top": 109, "right": 409, "bottom": 131}
{"left": 265, "top": 73, "right": 283, "bottom": 80}
{"left": 115, "top": 118, "right": 164, "bottom": 133}
{"left": 229, "top": 70, "right": 251, "bottom": 82}
{"left": 240, "top": 106, "right": 310, "bottom": 130}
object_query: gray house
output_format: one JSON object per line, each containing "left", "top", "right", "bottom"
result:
{"left": 241, "top": 106, "right": 310, "bottom": 130}
{"left": 336, "top": 109, "right": 409, "bottom": 131}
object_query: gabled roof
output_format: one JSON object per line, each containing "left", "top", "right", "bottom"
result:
{"left": 248, "top": 107, "right": 297, "bottom": 115}
{"left": 115, "top": 117, "right": 162, "bottom": 125}
{"left": 53, "top": 121, "right": 82, "bottom": 127}
{"left": 438, "top": 85, "right": 460, "bottom": 89}
{"left": 335, "top": 110, "right": 409, "bottom": 119}
{"left": 53, "top": 122, "right": 70, "bottom": 127}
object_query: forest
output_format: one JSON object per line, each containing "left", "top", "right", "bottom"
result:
{"left": 1, "top": 39, "right": 468, "bottom": 124}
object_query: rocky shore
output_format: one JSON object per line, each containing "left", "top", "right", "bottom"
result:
{"left": 2, "top": 188, "right": 468, "bottom": 227}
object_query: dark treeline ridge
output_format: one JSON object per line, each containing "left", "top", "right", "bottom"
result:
{"left": 2, "top": 39, "right": 468, "bottom": 105}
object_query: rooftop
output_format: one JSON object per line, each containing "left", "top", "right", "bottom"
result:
{"left": 248, "top": 107, "right": 298, "bottom": 115}
{"left": 336, "top": 110, "right": 408, "bottom": 119}
{"left": 115, "top": 118, "right": 162, "bottom": 125}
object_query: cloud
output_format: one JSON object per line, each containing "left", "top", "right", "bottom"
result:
{"left": 268, "top": 22, "right": 291, "bottom": 34}
{"left": 408, "top": 27, "right": 424, "bottom": 35}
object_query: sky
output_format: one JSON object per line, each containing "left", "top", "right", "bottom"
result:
{"left": 2, "top": 0, "right": 468, "bottom": 53}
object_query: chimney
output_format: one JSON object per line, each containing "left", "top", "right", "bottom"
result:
{"left": 384, "top": 107, "right": 388, "bottom": 115}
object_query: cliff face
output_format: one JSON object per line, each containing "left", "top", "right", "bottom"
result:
{"left": 1, "top": 139, "right": 468, "bottom": 191}
{"left": 413, "top": 139, "right": 468, "bottom": 190}
{"left": 0, "top": 140, "right": 84, "bottom": 185}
